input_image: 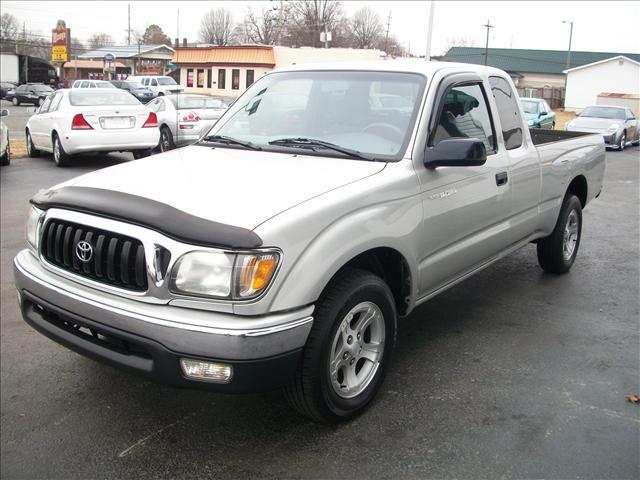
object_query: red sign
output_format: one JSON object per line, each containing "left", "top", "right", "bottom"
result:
{"left": 52, "top": 20, "right": 69, "bottom": 46}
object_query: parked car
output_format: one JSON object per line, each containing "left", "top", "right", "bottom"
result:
{"left": 14, "top": 62, "right": 605, "bottom": 423}
{"left": 71, "top": 80, "right": 116, "bottom": 89}
{"left": 126, "top": 75, "right": 183, "bottom": 96}
{"left": 0, "top": 108, "right": 9, "bottom": 166}
{"left": 147, "top": 94, "right": 228, "bottom": 151}
{"left": 1, "top": 82, "right": 17, "bottom": 99}
{"left": 520, "top": 97, "right": 556, "bottom": 129}
{"left": 110, "top": 80, "right": 155, "bottom": 102}
{"left": 565, "top": 105, "right": 639, "bottom": 150}
{"left": 25, "top": 88, "right": 159, "bottom": 166}
{"left": 8, "top": 83, "right": 54, "bottom": 106}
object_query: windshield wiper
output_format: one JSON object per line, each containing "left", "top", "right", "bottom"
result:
{"left": 268, "top": 137, "right": 375, "bottom": 161}
{"left": 201, "top": 135, "right": 262, "bottom": 150}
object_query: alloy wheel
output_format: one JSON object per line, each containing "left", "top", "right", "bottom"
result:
{"left": 562, "top": 209, "right": 579, "bottom": 261}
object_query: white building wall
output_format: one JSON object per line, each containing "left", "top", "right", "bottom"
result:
{"left": 564, "top": 58, "right": 640, "bottom": 112}
{"left": 273, "top": 46, "right": 383, "bottom": 68}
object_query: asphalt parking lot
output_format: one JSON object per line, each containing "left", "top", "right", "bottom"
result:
{"left": 0, "top": 100, "right": 35, "bottom": 141}
{"left": 1, "top": 147, "right": 638, "bottom": 479}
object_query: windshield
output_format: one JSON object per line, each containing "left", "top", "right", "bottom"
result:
{"left": 157, "top": 78, "right": 177, "bottom": 85}
{"left": 521, "top": 100, "right": 539, "bottom": 114}
{"left": 169, "top": 96, "right": 225, "bottom": 109}
{"left": 69, "top": 90, "right": 140, "bottom": 106}
{"left": 33, "top": 86, "right": 53, "bottom": 93}
{"left": 579, "top": 106, "right": 625, "bottom": 120}
{"left": 207, "top": 71, "right": 426, "bottom": 161}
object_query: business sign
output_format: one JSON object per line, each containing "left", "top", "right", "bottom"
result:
{"left": 51, "top": 19, "right": 70, "bottom": 63}
{"left": 103, "top": 53, "right": 116, "bottom": 73}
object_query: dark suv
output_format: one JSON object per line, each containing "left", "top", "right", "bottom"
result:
{"left": 110, "top": 80, "right": 155, "bottom": 102}
{"left": 8, "top": 84, "right": 54, "bottom": 106}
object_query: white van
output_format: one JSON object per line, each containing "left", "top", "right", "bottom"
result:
{"left": 126, "top": 76, "right": 183, "bottom": 96}
{"left": 71, "top": 80, "right": 116, "bottom": 89}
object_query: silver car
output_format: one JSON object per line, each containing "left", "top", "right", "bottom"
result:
{"left": 0, "top": 108, "right": 9, "bottom": 166}
{"left": 565, "top": 105, "right": 639, "bottom": 150}
{"left": 147, "top": 95, "right": 228, "bottom": 152}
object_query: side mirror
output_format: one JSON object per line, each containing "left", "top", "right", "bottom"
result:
{"left": 539, "top": 111, "right": 547, "bottom": 117}
{"left": 425, "top": 138, "right": 487, "bottom": 169}
{"left": 0, "top": 109, "right": 8, "bottom": 117}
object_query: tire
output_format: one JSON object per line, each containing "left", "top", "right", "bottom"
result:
{"left": 552, "top": 122, "right": 556, "bottom": 130}
{"left": 285, "top": 268, "right": 397, "bottom": 423}
{"left": 618, "top": 132, "right": 626, "bottom": 151}
{"left": 0, "top": 146, "right": 9, "bottom": 166}
{"left": 12, "top": 97, "right": 19, "bottom": 106}
{"left": 38, "top": 97, "right": 44, "bottom": 107}
{"left": 26, "top": 130, "right": 40, "bottom": 157}
{"left": 52, "top": 133, "right": 71, "bottom": 167}
{"left": 537, "top": 194, "right": 582, "bottom": 274}
{"left": 159, "top": 126, "right": 175, "bottom": 152}
{"left": 132, "top": 149, "right": 152, "bottom": 159}
{"left": 158, "top": 92, "right": 164, "bottom": 96}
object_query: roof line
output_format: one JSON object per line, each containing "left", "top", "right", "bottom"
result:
{"left": 563, "top": 55, "right": 640, "bottom": 73}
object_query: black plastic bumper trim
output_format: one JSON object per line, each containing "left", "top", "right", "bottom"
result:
{"left": 20, "top": 290, "right": 301, "bottom": 393}
{"left": 31, "top": 186, "right": 262, "bottom": 249}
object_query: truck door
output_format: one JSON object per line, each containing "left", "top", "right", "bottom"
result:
{"left": 488, "top": 75, "right": 542, "bottom": 243}
{"left": 414, "top": 73, "right": 513, "bottom": 297}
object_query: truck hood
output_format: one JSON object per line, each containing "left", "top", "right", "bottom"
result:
{"left": 59, "top": 145, "right": 385, "bottom": 230}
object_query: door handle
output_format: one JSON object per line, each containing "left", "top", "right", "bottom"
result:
{"left": 495, "top": 171, "right": 508, "bottom": 186}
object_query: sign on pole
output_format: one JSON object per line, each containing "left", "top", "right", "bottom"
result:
{"left": 51, "top": 20, "right": 70, "bottom": 63}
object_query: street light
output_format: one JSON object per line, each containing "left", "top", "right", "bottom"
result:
{"left": 562, "top": 20, "right": 574, "bottom": 109}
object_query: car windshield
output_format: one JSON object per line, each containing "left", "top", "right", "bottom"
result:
{"left": 207, "top": 70, "right": 426, "bottom": 161}
{"left": 33, "top": 86, "right": 53, "bottom": 93}
{"left": 69, "top": 90, "right": 140, "bottom": 106}
{"left": 157, "top": 78, "right": 177, "bottom": 85}
{"left": 169, "top": 96, "right": 225, "bottom": 109}
{"left": 579, "top": 106, "right": 625, "bottom": 120}
{"left": 521, "top": 100, "right": 539, "bottom": 114}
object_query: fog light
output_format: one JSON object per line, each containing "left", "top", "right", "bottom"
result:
{"left": 180, "top": 358, "right": 233, "bottom": 383}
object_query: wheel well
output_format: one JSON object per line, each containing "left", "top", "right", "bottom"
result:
{"left": 331, "top": 248, "right": 411, "bottom": 316}
{"left": 566, "top": 175, "right": 587, "bottom": 207}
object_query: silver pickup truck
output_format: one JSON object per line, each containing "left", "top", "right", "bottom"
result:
{"left": 14, "top": 61, "right": 605, "bottom": 423}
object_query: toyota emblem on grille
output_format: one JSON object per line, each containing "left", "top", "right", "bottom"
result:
{"left": 76, "top": 241, "right": 93, "bottom": 263}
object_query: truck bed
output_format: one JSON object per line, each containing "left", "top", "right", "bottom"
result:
{"left": 529, "top": 129, "right": 594, "bottom": 146}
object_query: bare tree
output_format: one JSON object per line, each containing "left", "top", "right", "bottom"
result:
{"left": 442, "top": 36, "right": 477, "bottom": 54}
{"left": 0, "top": 13, "right": 20, "bottom": 40}
{"left": 350, "top": 7, "right": 382, "bottom": 49}
{"left": 88, "top": 32, "right": 114, "bottom": 49}
{"left": 70, "top": 37, "right": 86, "bottom": 54}
{"left": 199, "top": 8, "right": 234, "bottom": 46}
{"left": 286, "top": 0, "right": 346, "bottom": 48}
{"left": 244, "top": 7, "right": 282, "bottom": 45}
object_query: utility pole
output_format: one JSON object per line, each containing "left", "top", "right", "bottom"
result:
{"left": 177, "top": 9, "right": 180, "bottom": 44}
{"left": 425, "top": 1, "right": 435, "bottom": 61}
{"left": 383, "top": 10, "right": 392, "bottom": 53}
{"left": 562, "top": 20, "right": 574, "bottom": 109}
{"left": 23, "top": 22, "right": 28, "bottom": 83}
{"left": 483, "top": 19, "right": 493, "bottom": 65}
{"left": 127, "top": 3, "right": 131, "bottom": 45}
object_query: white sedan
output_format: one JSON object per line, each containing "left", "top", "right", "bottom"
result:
{"left": 25, "top": 89, "right": 160, "bottom": 166}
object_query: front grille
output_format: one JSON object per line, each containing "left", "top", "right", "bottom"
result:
{"left": 41, "top": 219, "right": 148, "bottom": 292}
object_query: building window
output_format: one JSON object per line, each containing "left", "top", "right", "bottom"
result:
{"left": 246, "top": 69, "right": 255, "bottom": 88}
{"left": 232, "top": 69, "right": 240, "bottom": 90}
{"left": 207, "top": 69, "right": 212, "bottom": 88}
{"left": 197, "top": 69, "right": 205, "bottom": 88}
{"left": 187, "top": 69, "right": 194, "bottom": 88}
{"left": 218, "top": 69, "right": 226, "bottom": 89}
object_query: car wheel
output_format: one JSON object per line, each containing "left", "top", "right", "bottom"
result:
{"left": 537, "top": 194, "right": 582, "bottom": 274}
{"left": 0, "top": 144, "right": 9, "bottom": 166}
{"left": 38, "top": 97, "right": 44, "bottom": 107}
{"left": 26, "top": 130, "right": 40, "bottom": 157}
{"left": 618, "top": 132, "right": 626, "bottom": 151}
{"left": 285, "top": 268, "right": 397, "bottom": 423}
{"left": 552, "top": 122, "right": 556, "bottom": 130}
{"left": 158, "top": 92, "right": 164, "bottom": 96}
{"left": 159, "top": 126, "right": 175, "bottom": 152}
{"left": 52, "top": 133, "right": 71, "bottom": 167}
{"left": 12, "top": 97, "right": 19, "bottom": 106}
{"left": 132, "top": 149, "right": 152, "bottom": 159}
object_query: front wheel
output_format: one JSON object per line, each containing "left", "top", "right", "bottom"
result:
{"left": 537, "top": 194, "right": 582, "bottom": 274}
{"left": 26, "top": 130, "right": 40, "bottom": 157}
{"left": 285, "top": 268, "right": 397, "bottom": 423}
{"left": 618, "top": 132, "right": 626, "bottom": 151}
{"left": 38, "top": 97, "right": 44, "bottom": 107}
{"left": 12, "top": 97, "right": 19, "bottom": 106}
{"left": 132, "top": 149, "right": 152, "bottom": 159}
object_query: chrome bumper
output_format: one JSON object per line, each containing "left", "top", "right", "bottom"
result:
{"left": 13, "top": 249, "right": 313, "bottom": 361}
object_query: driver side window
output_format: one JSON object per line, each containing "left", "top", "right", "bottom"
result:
{"left": 39, "top": 95, "right": 53, "bottom": 114}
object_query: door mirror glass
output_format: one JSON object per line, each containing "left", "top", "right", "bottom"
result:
{"left": 425, "top": 138, "right": 487, "bottom": 169}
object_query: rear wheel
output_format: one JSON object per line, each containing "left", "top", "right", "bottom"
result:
{"left": 285, "top": 268, "right": 397, "bottom": 423}
{"left": 37, "top": 97, "right": 44, "bottom": 107}
{"left": 52, "top": 133, "right": 71, "bottom": 167}
{"left": 26, "top": 130, "right": 40, "bottom": 157}
{"left": 537, "top": 194, "right": 582, "bottom": 274}
{"left": 159, "top": 126, "right": 175, "bottom": 152}
{"left": 12, "top": 97, "right": 19, "bottom": 106}
{"left": 132, "top": 149, "right": 152, "bottom": 159}
{"left": 0, "top": 143, "right": 9, "bottom": 166}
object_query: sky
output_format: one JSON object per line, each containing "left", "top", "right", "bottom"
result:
{"left": 2, "top": 0, "right": 639, "bottom": 56}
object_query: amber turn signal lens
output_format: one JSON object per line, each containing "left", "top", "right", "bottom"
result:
{"left": 236, "top": 253, "right": 279, "bottom": 298}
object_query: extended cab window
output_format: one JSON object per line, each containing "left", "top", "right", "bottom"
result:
{"left": 489, "top": 76, "right": 523, "bottom": 150}
{"left": 431, "top": 83, "right": 496, "bottom": 153}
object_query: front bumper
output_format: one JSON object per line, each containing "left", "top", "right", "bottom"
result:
{"left": 14, "top": 250, "right": 313, "bottom": 392}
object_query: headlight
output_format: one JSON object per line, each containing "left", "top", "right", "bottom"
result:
{"left": 169, "top": 250, "right": 280, "bottom": 300}
{"left": 527, "top": 119, "right": 534, "bottom": 126}
{"left": 26, "top": 206, "right": 43, "bottom": 250}
{"left": 607, "top": 124, "right": 620, "bottom": 132}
